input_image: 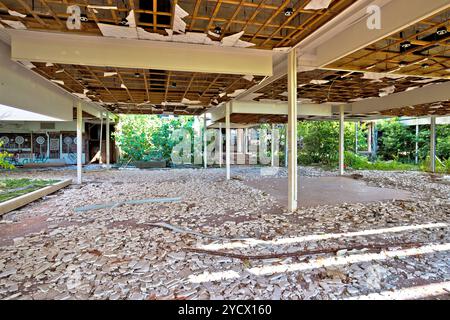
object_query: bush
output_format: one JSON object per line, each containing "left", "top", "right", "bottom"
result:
{"left": 0, "top": 142, "right": 14, "bottom": 170}
{"left": 344, "top": 151, "right": 417, "bottom": 171}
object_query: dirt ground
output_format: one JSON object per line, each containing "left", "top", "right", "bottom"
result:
{"left": 0, "top": 166, "right": 449, "bottom": 300}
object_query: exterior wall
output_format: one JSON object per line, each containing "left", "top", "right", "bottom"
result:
{"left": 0, "top": 120, "right": 87, "bottom": 165}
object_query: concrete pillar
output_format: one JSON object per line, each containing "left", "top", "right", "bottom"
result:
{"left": 244, "top": 128, "right": 248, "bottom": 154}
{"left": 106, "top": 112, "right": 110, "bottom": 169}
{"left": 430, "top": 116, "right": 436, "bottom": 173}
{"left": 415, "top": 123, "right": 419, "bottom": 165}
{"left": 287, "top": 50, "right": 297, "bottom": 212}
{"left": 219, "top": 123, "right": 223, "bottom": 167}
{"left": 355, "top": 122, "right": 358, "bottom": 153}
{"left": 203, "top": 114, "right": 207, "bottom": 169}
{"left": 99, "top": 112, "right": 103, "bottom": 164}
{"left": 76, "top": 101, "right": 82, "bottom": 184}
{"left": 59, "top": 133, "right": 63, "bottom": 160}
{"left": 284, "top": 124, "right": 288, "bottom": 167}
{"left": 339, "top": 105, "right": 345, "bottom": 176}
{"left": 367, "top": 122, "right": 372, "bottom": 153}
{"left": 226, "top": 103, "right": 231, "bottom": 180}
{"left": 271, "top": 124, "right": 276, "bottom": 167}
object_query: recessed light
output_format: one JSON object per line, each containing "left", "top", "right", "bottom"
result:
{"left": 80, "top": 14, "right": 88, "bottom": 22}
{"left": 436, "top": 26, "right": 448, "bottom": 36}
{"left": 284, "top": 8, "right": 294, "bottom": 16}
{"left": 398, "top": 61, "right": 408, "bottom": 67}
{"left": 134, "top": 72, "right": 140, "bottom": 78}
{"left": 213, "top": 26, "right": 222, "bottom": 35}
{"left": 400, "top": 41, "right": 412, "bottom": 50}
{"left": 421, "top": 63, "right": 430, "bottom": 69}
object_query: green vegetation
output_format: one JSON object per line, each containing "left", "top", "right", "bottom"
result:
{"left": 0, "top": 178, "right": 59, "bottom": 202}
{"left": 113, "top": 115, "right": 195, "bottom": 164}
{"left": 0, "top": 141, "right": 15, "bottom": 170}
{"left": 114, "top": 115, "right": 449, "bottom": 173}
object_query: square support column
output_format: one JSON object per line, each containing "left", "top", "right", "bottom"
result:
{"left": 99, "top": 112, "right": 103, "bottom": 164}
{"left": 430, "top": 116, "right": 436, "bottom": 173}
{"left": 219, "top": 123, "right": 223, "bottom": 168}
{"left": 203, "top": 114, "right": 207, "bottom": 169}
{"left": 271, "top": 124, "right": 276, "bottom": 167}
{"left": 76, "top": 101, "right": 83, "bottom": 184}
{"left": 339, "top": 105, "right": 345, "bottom": 176}
{"left": 226, "top": 103, "right": 231, "bottom": 180}
{"left": 287, "top": 50, "right": 297, "bottom": 212}
{"left": 106, "top": 112, "right": 110, "bottom": 169}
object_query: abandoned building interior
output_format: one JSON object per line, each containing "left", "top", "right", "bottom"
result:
{"left": 0, "top": 0, "right": 449, "bottom": 301}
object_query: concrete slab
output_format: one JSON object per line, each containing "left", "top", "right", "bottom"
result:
{"left": 244, "top": 176, "right": 412, "bottom": 208}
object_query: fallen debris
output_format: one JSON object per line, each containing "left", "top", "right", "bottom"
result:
{"left": 184, "top": 241, "right": 427, "bottom": 261}
{"left": 74, "top": 197, "right": 182, "bottom": 212}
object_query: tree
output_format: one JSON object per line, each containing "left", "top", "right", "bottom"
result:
{"left": 0, "top": 141, "right": 14, "bottom": 170}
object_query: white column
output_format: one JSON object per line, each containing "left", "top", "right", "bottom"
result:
{"left": 271, "top": 124, "right": 276, "bottom": 167}
{"left": 339, "top": 105, "right": 345, "bottom": 176}
{"left": 59, "top": 133, "right": 63, "bottom": 160}
{"left": 430, "top": 116, "right": 436, "bottom": 173}
{"left": 106, "top": 112, "right": 110, "bottom": 169}
{"left": 367, "top": 122, "right": 372, "bottom": 153}
{"left": 284, "top": 124, "right": 288, "bottom": 167}
{"left": 99, "top": 112, "right": 103, "bottom": 164}
{"left": 287, "top": 50, "right": 297, "bottom": 212}
{"left": 355, "top": 122, "right": 358, "bottom": 153}
{"left": 76, "top": 101, "right": 82, "bottom": 184}
{"left": 244, "top": 128, "right": 248, "bottom": 154}
{"left": 226, "top": 103, "right": 231, "bottom": 180}
{"left": 203, "top": 114, "right": 207, "bottom": 169}
{"left": 219, "top": 123, "right": 223, "bottom": 167}
{"left": 415, "top": 123, "right": 419, "bottom": 165}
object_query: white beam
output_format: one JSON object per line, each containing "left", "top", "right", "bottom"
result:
{"left": 430, "top": 116, "right": 436, "bottom": 173}
{"left": 226, "top": 103, "right": 231, "bottom": 180}
{"left": 209, "top": 101, "right": 332, "bottom": 123}
{"left": 339, "top": 106, "right": 345, "bottom": 176}
{"left": 0, "top": 40, "right": 72, "bottom": 121}
{"left": 9, "top": 30, "right": 273, "bottom": 76}
{"left": 310, "top": 0, "right": 450, "bottom": 67}
{"left": 76, "top": 102, "right": 82, "bottom": 184}
{"left": 106, "top": 112, "right": 110, "bottom": 169}
{"left": 350, "top": 82, "right": 450, "bottom": 114}
{"left": 287, "top": 50, "right": 298, "bottom": 212}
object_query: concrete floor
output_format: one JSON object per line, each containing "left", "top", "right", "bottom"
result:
{"left": 244, "top": 176, "right": 412, "bottom": 208}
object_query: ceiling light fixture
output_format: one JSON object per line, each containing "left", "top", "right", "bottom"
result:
{"left": 284, "top": 8, "right": 294, "bottom": 16}
{"left": 436, "top": 26, "right": 448, "bottom": 36}
{"left": 398, "top": 61, "right": 408, "bottom": 67}
{"left": 80, "top": 14, "right": 88, "bottom": 22}
{"left": 213, "top": 26, "right": 222, "bottom": 35}
{"left": 421, "top": 63, "right": 430, "bottom": 69}
{"left": 400, "top": 41, "right": 412, "bottom": 50}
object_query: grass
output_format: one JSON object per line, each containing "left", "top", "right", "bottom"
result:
{"left": 343, "top": 151, "right": 419, "bottom": 172}
{"left": 0, "top": 178, "right": 59, "bottom": 203}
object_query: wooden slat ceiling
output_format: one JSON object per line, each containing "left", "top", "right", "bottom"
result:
{"left": 31, "top": 62, "right": 263, "bottom": 114}
{"left": 255, "top": 69, "right": 449, "bottom": 104}
{"left": 380, "top": 101, "right": 450, "bottom": 117}
{"left": 326, "top": 8, "right": 450, "bottom": 78}
{"left": 0, "top": 0, "right": 356, "bottom": 49}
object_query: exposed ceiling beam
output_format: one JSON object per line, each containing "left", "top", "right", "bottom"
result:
{"left": 9, "top": 30, "right": 273, "bottom": 76}
{"left": 349, "top": 81, "right": 450, "bottom": 114}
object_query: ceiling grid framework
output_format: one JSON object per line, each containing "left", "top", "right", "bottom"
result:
{"left": 0, "top": 1, "right": 448, "bottom": 118}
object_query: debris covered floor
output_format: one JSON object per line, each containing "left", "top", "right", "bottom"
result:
{"left": 0, "top": 167, "right": 449, "bottom": 300}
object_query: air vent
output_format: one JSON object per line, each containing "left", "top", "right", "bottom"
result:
{"left": 40, "top": 122, "right": 56, "bottom": 130}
